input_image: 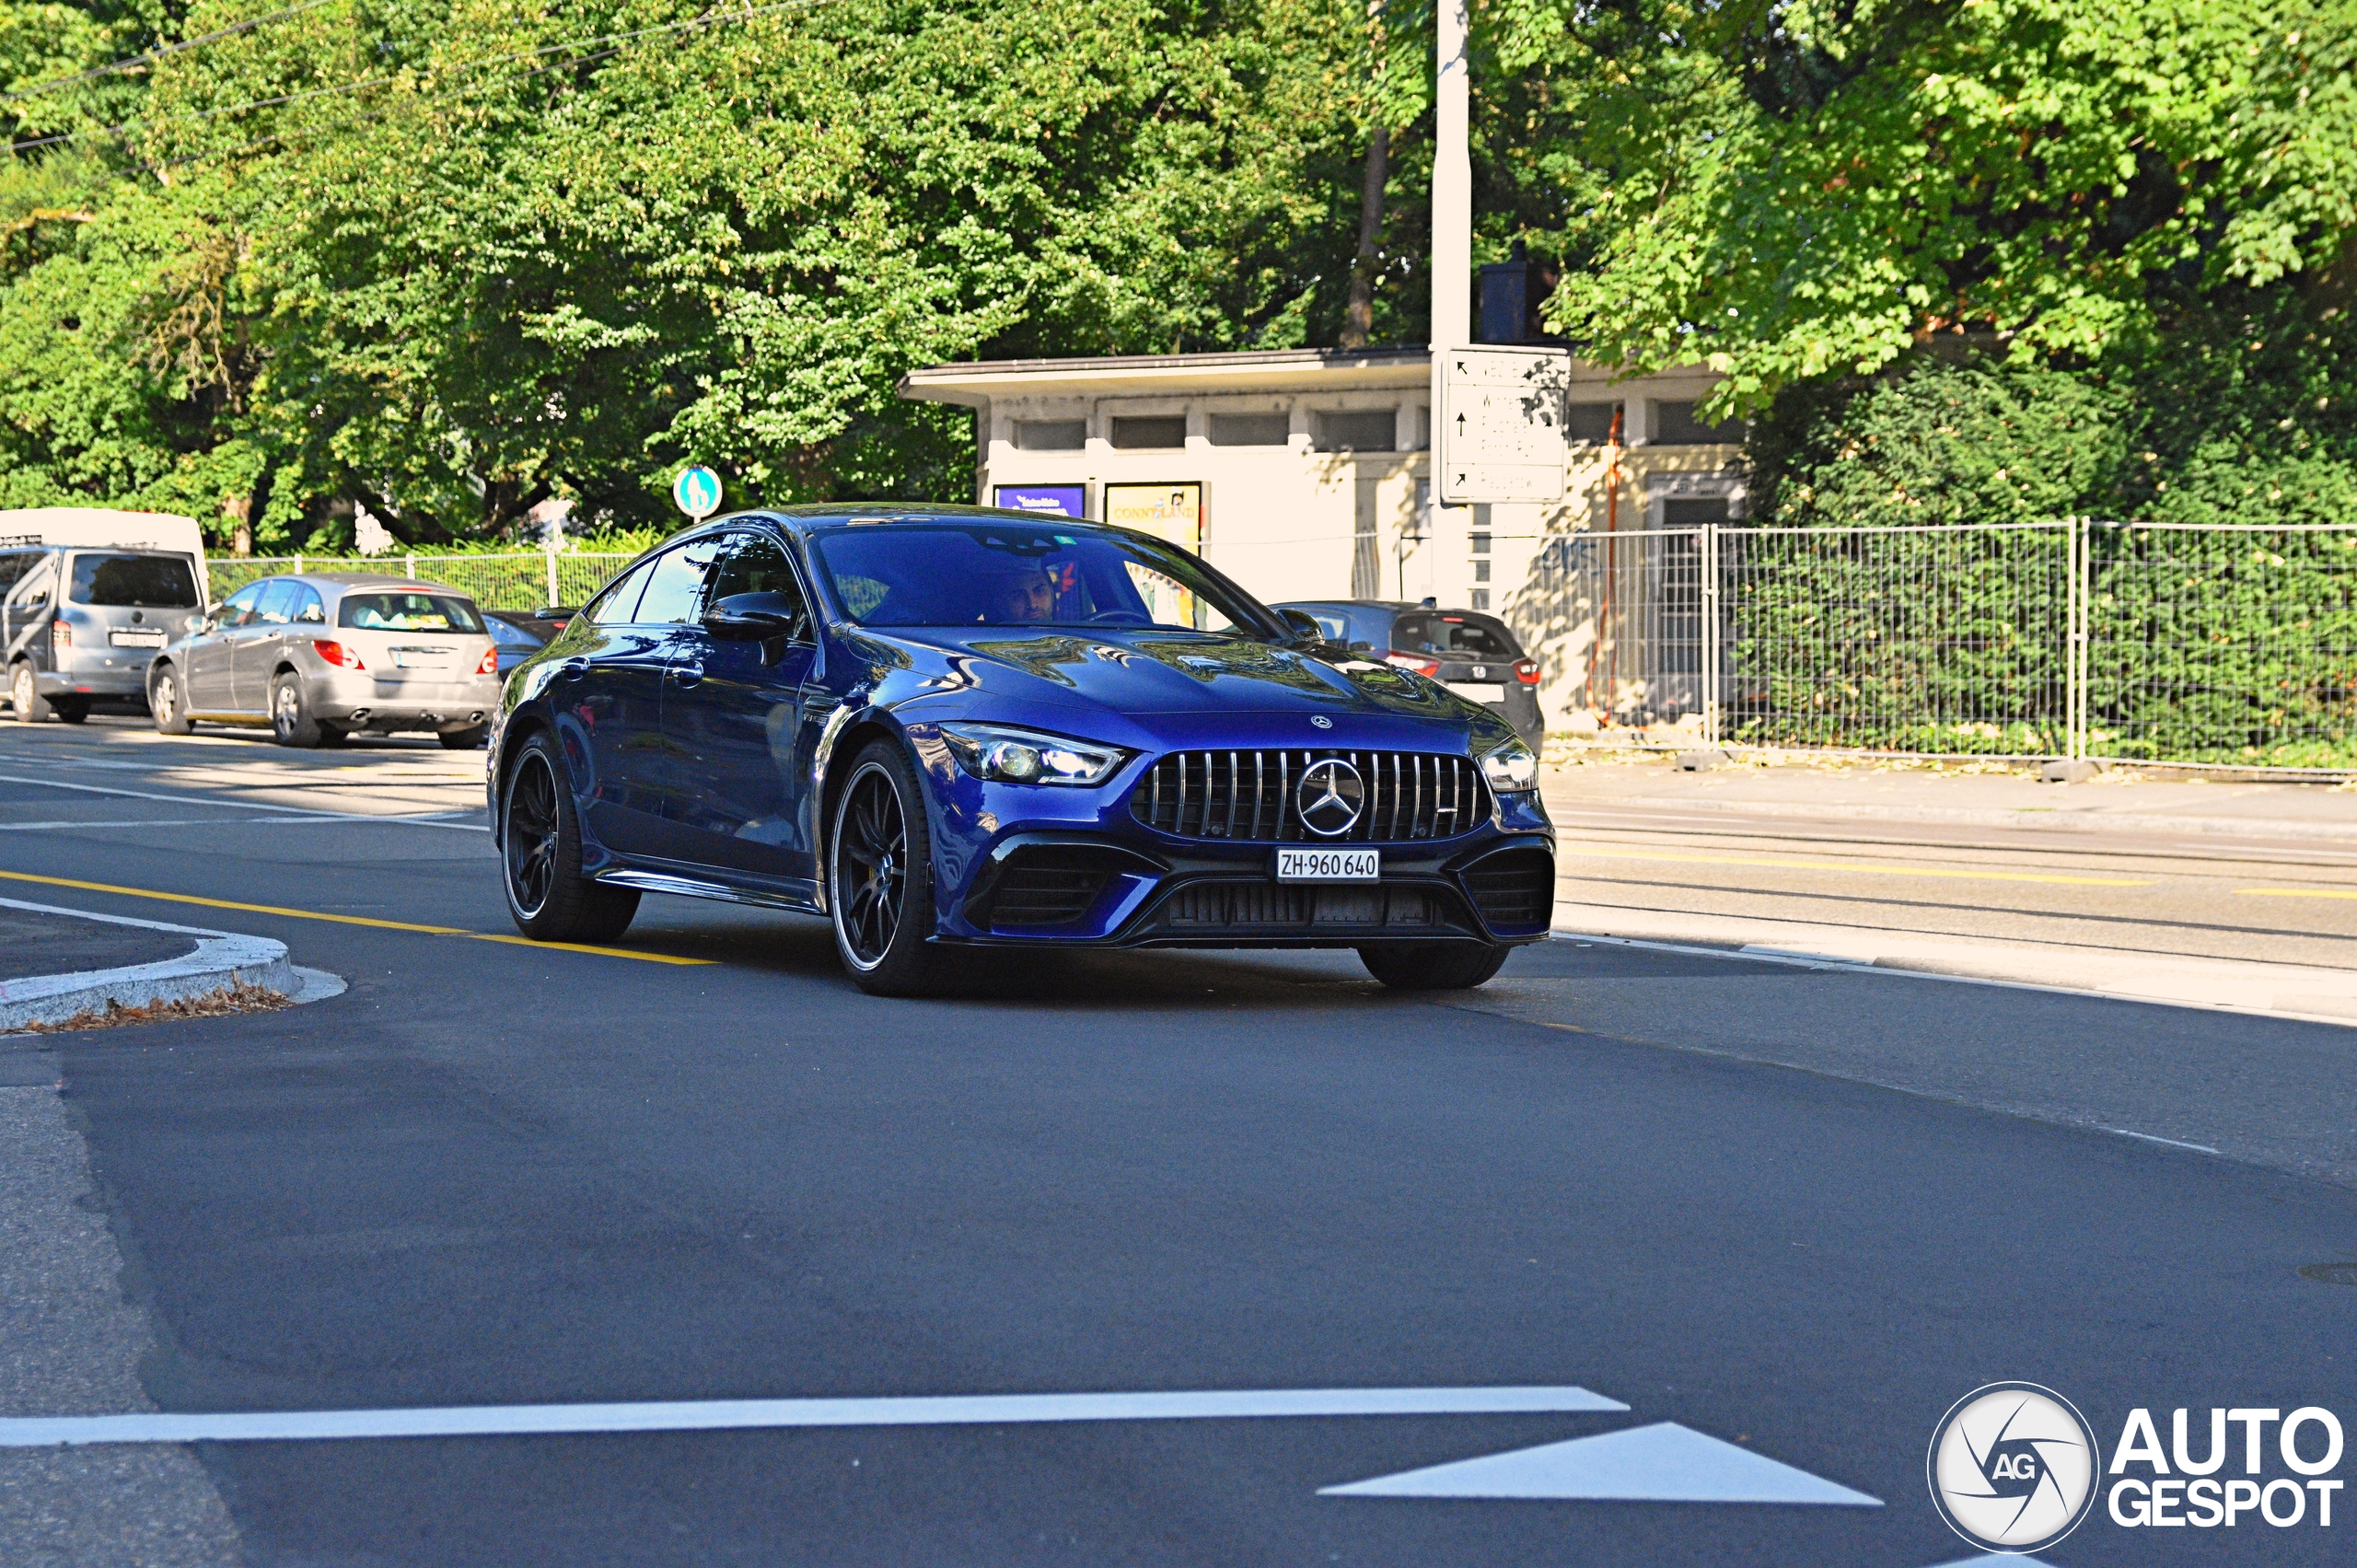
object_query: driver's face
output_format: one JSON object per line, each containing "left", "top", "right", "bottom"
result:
{"left": 991, "top": 572, "right": 1056, "bottom": 622}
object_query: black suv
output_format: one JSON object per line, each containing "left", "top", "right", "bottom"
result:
{"left": 1279, "top": 599, "right": 1545, "bottom": 747}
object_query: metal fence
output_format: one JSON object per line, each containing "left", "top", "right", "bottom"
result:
{"left": 1505, "top": 518, "right": 2357, "bottom": 769}
{"left": 208, "top": 552, "right": 636, "bottom": 612}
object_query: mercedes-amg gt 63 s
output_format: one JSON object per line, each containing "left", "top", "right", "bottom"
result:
{"left": 486, "top": 506, "right": 1556, "bottom": 996}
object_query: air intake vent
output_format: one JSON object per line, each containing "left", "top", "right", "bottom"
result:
{"left": 1132, "top": 750, "right": 1486, "bottom": 843}
{"left": 975, "top": 846, "right": 1125, "bottom": 932}
{"left": 1463, "top": 847, "right": 1555, "bottom": 932}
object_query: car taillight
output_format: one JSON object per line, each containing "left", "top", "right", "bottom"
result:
{"left": 477, "top": 646, "right": 499, "bottom": 675}
{"left": 1515, "top": 659, "right": 1542, "bottom": 685}
{"left": 312, "top": 639, "right": 365, "bottom": 670}
{"left": 50, "top": 620, "right": 69, "bottom": 649}
{"left": 1383, "top": 650, "right": 1441, "bottom": 677}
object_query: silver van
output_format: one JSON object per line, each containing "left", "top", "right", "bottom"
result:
{"left": 148, "top": 572, "right": 499, "bottom": 749}
{"left": 3, "top": 542, "right": 209, "bottom": 724}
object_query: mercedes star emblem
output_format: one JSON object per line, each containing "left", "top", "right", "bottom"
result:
{"left": 1295, "top": 758, "right": 1365, "bottom": 837}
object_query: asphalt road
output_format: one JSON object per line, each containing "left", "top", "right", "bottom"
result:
{"left": 5, "top": 718, "right": 2356, "bottom": 1565}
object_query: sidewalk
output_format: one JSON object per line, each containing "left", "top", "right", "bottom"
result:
{"left": 1542, "top": 752, "right": 2357, "bottom": 1028}
{"left": 1542, "top": 750, "right": 2357, "bottom": 843}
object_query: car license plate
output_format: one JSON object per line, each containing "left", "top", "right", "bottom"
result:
{"left": 1275, "top": 847, "right": 1379, "bottom": 882}
{"left": 1447, "top": 681, "right": 1506, "bottom": 703}
{"left": 391, "top": 649, "right": 450, "bottom": 669}
{"left": 109, "top": 629, "right": 167, "bottom": 648}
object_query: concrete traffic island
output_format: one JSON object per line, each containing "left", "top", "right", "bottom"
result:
{"left": 0, "top": 900, "right": 314, "bottom": 1032}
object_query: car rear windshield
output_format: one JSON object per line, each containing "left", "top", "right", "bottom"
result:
{"left": 811, "top": 523, "right": 1279, "bottom": 635}
{"left": 338, "top": 592, "right": 484, "bottom": 633}
{"left": 1388, "top": 612, "right": 1522, "bottom": 660}
{"left": 70, "top": 553, "right": 202, "bottom": 608}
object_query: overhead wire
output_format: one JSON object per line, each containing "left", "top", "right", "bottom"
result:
{"left": 1, "top": 0, "right": 343, "bottom": 104}
{"left": 11, "top": 0, "right": 833, "bottom": 156}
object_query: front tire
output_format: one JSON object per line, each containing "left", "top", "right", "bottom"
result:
{"left": 828, "top": 739, "right": 964, "bottom": 997}
{"left": 150, "top": 667, "right": 193, "bottom": 734}
{"left": 8, "top": 661, "right": 50, "bottom": 723}
{"left": 271, "top": 672, "right": 326, "bottom": 748}
{"left": 501, "top": 734, "right": 640, "bottom": 943}
{"left": 1357, "top": 941, "right": 1512, "bottom": 991}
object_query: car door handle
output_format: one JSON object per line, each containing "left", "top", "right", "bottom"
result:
{"left": 668, "top": 662, "right": 703, "bottom": 689}
{"left": 556, "top": 656, "right": 589, "bottom": 680}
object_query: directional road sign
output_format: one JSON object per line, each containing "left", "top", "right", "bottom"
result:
{"left": 672, "top": 465, "right": 724, "bottom": 522}
{"left": 1438, "top": 345, "right": 1572, "bottom": 505}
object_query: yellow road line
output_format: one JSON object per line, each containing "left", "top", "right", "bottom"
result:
{"left": 1565, "top": 848, "right": 2151, "bottom": 889}
{"left": 2236, "top": 888, "right": 2357, "bottom": 900}
{"left": 0, "top": 870, "right": 713, "bottom": 965}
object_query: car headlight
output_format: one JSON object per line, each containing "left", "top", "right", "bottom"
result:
{"left": 938, "top": 723, "right": 1127, "bottom": 785}
{"left": 1479, "top": 737, "right": 1538, "bottom": 794}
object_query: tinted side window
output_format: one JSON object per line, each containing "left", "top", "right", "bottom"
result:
{"left": 0, "top": 552, "right": 49, "bottom": 592}
{"left": 633, "top": 536, "right": 726, "bottom": 624}
{"left": 586, "top": 560, "right": 656, "bottom": 626}
{"left": 289, "top": 584, "right": 326, "bottom": 623}
{"left": 708, "top": 531, "right": 807, "bottom": 625}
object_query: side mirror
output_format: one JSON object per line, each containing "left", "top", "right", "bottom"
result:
{"left": 705, "top": 591, "right": 805, "bottom": 642}
{"left": 1279, "top": 608, "right": 1323, "bottom": 645}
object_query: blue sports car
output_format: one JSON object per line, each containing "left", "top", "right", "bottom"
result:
{"left": 487, "top": 506, "right": 1556, "bottom": 995}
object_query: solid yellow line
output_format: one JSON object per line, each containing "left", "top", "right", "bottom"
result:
{"left": 1567, "top": 848, "right": 2151, "bottom": 889}
{"left": 2236, "top": 888, "right": 2357, "bottom": 900}
{"left": 0, "top": 870, "right": 713, "bottom": 965}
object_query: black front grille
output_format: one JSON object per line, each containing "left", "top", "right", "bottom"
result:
{"left": 1131, "top": 750, "right": 1487, "bottom": 843}
{"left": 1463, "top": 847, "right": 1555, "bottom": 931}
{"left": 1149, "top": 880, "right": 1451, "bottom": 935}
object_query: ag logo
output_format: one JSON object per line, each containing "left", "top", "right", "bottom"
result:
{"left": 1927, "top": 1383, "right": 2101, "bottom": 1553}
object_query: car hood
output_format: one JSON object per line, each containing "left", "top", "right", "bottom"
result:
{"left": 852, "top": 624, "right": 1498, "bottom": 729}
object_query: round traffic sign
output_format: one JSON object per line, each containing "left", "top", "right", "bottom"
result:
{"left": 672, "top": 465, "right": 723, "bottom": 520}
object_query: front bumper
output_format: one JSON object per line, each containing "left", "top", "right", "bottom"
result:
{"left": 920, "top": 744, "right": 1556, "bottom": 948}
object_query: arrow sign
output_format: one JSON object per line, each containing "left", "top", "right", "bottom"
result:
{"left": 1319, "top": 1422, "right": 1883, "bottom": 1505}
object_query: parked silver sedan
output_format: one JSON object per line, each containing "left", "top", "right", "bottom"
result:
{"left": 148, "top": 573, "right": 500, "bottom": 749}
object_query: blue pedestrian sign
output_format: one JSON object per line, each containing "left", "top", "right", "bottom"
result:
{"left": 672, "top": 465, "right": 723, "bottom": 521}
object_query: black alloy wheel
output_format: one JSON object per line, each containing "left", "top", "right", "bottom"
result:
{"left": 150, "top": 667, "right": 192, "bottom": 734}
{"left": 1356, "top": 941, "right": 1512, "bottom": 990}
{"left": 500, "top": 734, "right": 640, "bottom": 943}
{"left": 828, "top": 739, "right": 964, "bottom": 996}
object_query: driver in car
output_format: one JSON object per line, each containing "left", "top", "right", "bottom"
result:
{"left": 981, "top": 559, "right": 1059, "bottom": 623}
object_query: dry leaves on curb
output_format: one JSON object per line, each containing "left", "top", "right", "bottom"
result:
{"left": 7, "top": 980, "right": 292, "bottom": 1035}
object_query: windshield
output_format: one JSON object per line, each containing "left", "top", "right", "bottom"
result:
{"left": 811, "top": 524, "right": 1280, "bottom": 635}
{"left": 338, "top": 591, "right": 484, "bottom": 633}
{"left": 70, "top": 552, "right": 202, "bottom": 608}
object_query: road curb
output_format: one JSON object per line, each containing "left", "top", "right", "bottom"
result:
{"left": 0, "top": 896, "right": 293, "bottom": 1030}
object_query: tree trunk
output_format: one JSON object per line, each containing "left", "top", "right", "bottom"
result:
{"left": 223, "top": 493, "right": 252, "bottom": 557}
{"left": 1340, "top": 125, "right": 1389, "bottom": 349}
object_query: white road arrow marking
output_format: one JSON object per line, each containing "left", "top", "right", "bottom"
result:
{"left": 1319, "top": 1421, "right": 1882, "bottom": 1505}
{"left": 0, "top": 1385, "right": 1627, "bottom": 1447}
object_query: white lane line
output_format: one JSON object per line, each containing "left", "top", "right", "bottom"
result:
{"left": 1319, "top": 1422, "right": 1881, "bottom": 1505}
{"left": 2099, "top": 1127, "right": 2222, "bottom": 1155}
{"left": 0, "top": 773, "right": 487, "bottom": 831}
{"left": 0, "top": 1385, "right": 1627, "bottom": 1447}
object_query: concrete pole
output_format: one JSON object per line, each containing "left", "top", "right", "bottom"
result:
{"left": 1431, "top": 0, "right": 1469, "bottom": 500}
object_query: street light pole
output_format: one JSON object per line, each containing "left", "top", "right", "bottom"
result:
{"left": 1430, "top": 0, "right": 1469, "bottom": 493}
